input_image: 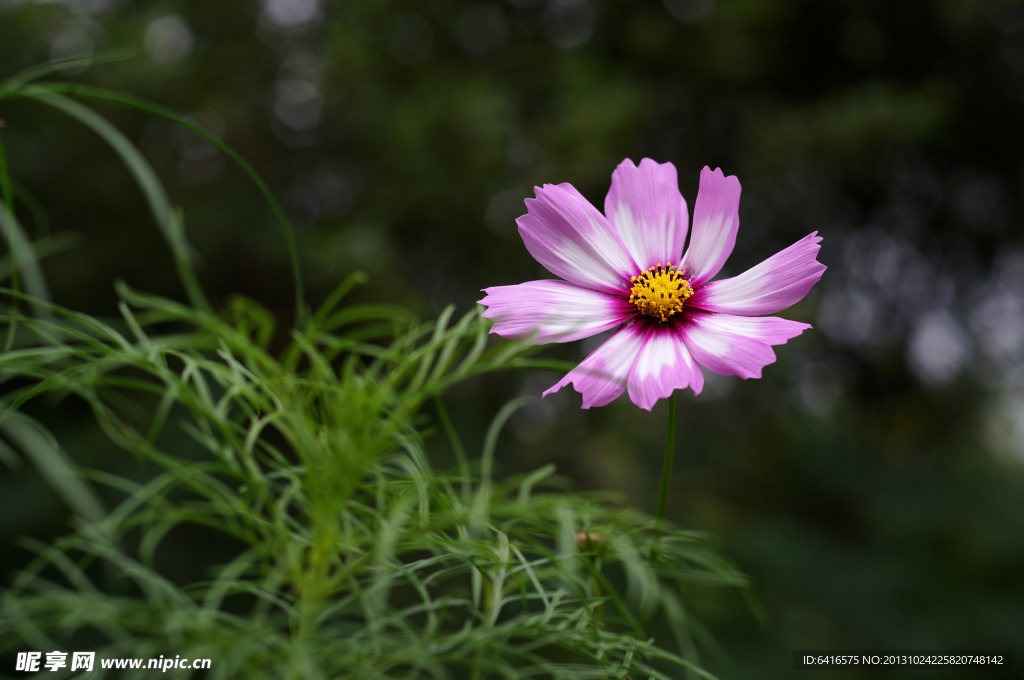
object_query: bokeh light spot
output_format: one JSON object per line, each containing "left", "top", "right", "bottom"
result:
{"left": 144, "top": 15, "right": 194, "bottom": 65}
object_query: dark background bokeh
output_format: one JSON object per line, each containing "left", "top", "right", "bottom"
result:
{"left": 2, "top": 0, "right": 1023, "bottom": 677}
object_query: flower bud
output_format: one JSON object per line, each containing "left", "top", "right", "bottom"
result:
{"left": 575, "top": 530, "right": 604, "bottom": 548}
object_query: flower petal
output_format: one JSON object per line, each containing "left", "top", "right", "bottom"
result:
{"left": 627, "top": 323, "right": 704, "bottom": 410}
{"left": 518, "top": 183, "right": 637, "bottom": 295}
{"left": 679, "top": 311, "right": 810, "bottom": 379}
{"left": 691, "top": 312, "right": 812, "bottom": 345}
{"left": 689, "top": 232, "right": 826, "bottom": 316}
{"left": 480, "top": 280, "right": 636, "bottom": 344}
{"left": 679, "top": 167, "right": 741, "bottom": 287}
{"left": 604, "top": 158, "right": 689, "bottom": 270}
{"left": 543, "top": 322, "right": 646, "bottom": 408}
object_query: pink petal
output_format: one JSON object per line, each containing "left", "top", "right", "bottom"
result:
{"left": 479, "top": 280, "right": 636, "bottom": 344}
{"left": 604, "top": 158, "right": 689, "bottom": 270}
{"left": 679, "top": 167, "right": 741, "bottom": 287}
{"left": 679, "top": 311, "right": 810, "bottom": 380}
{"left": 689, "top": 232, "right": 826, "bottom": 316}
{"left": 627, "top": 324, "right": 704, "bottom": 410}
{"left": 691, "top": 313, "right": 812, "bottom": 345}
{"left": 543, "top": 322, "right": 646, "bottom": 409}
{"left": 517, "top": 183, "right": 637, "bottom": 295}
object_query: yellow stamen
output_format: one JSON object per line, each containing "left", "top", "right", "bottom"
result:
{"left": 628, "top": 264, "right": 692, "bottom": 322}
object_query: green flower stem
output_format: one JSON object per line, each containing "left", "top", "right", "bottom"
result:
{"left": 642, "top": 392, "right": 678, "bottom": 637}
{"left": 655, "top": 391, "right": 677, "bottom": 533}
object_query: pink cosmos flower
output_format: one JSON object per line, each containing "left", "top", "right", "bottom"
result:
{"left": 478, "top": 159, "right": 826, "bottom": 410}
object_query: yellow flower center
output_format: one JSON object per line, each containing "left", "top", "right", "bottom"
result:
{"left": 628, "top": 264, "right": 693, "bottom": 322}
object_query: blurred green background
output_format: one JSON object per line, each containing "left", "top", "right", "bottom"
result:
{"left": 2, "top": 0, "right": 1024, "bottom": 677}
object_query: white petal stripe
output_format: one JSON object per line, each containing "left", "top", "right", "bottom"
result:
{"left": 517, "top": 183, "right": 637, "bottom": 295}
{"left": 627, "top": 324, "right": 704, "bottom": 409}
{"left": 479, "top": 280, "right": 636, "bottom": 344}
{"left": 680, "top": 312, "right": 781, "bottom": 380}
{"left": 543, "top": 323, "right": 646, "bottom": 408}
{"left": 604, "top": 158, "right": 688, "bottom": 270}
{"left": 689, "top": 232, "right": 826, "bottom": 316}
{"left": 680, "top": 167, "right": 741, "bottom": 287}
{"left": 688, "top": 312, "right": 811, "bottom": 346}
